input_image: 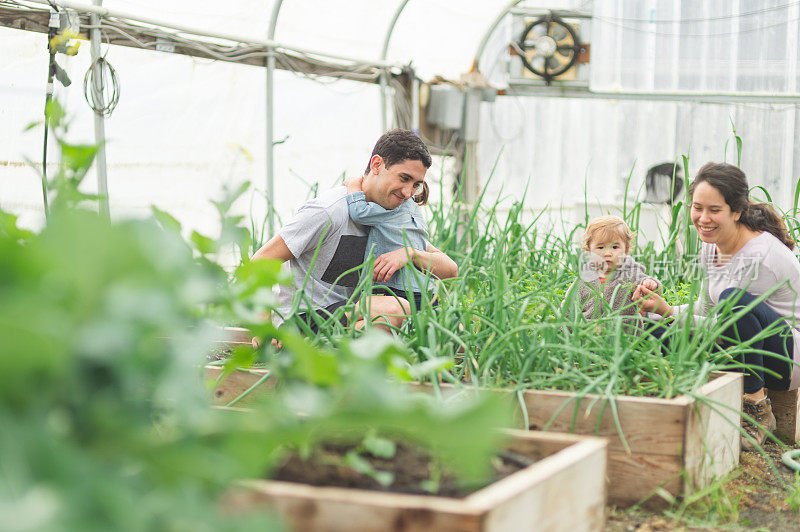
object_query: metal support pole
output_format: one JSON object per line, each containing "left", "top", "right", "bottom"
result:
{"left": 90, "top": 0, "right": 110, "bottom": 220}
{"left": 456, "top": 0, "right": 522, "bottom": 241}
{"left": 463, "top": 141, "right": 479, "bottom": 208}
{"left": 461, "top": 88, "right": 482, "bottom": 209}
{"left": 265, "top": 0, "right": 284, "bottom": 236}
{"left": 379, "top": 70, "right": 389, "bottom": 132}
{"left": 380, "top": 0, "right": 410, "bottom": 132}
{"left": 410, "top": 75, "right": 419, "bottom": 132}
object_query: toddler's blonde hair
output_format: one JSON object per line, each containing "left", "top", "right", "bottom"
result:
{"left": 582, "top": 215, "right": 635, "bottom": 252}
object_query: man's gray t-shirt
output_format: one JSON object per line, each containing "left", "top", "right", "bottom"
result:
{"left": 277, "top": 186, "right": 368, "bottom": 320}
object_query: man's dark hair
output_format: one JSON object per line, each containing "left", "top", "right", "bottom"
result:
{"left": 364, "top": 129, "right": 432, "bottom": 173}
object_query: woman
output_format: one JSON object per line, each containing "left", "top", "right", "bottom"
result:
{"left": 634, "top": 162, "right": 800, "bottom": 449}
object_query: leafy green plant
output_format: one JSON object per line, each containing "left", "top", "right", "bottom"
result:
{"left": 241, "top": 329, "right": 513, "bottom": 487}
{"left": 3, "top": 101, "right": 520, "bottom": 530}
{"left": 0, "top": 204, "right": 286, "bottom": 529}
{"left": 27, "top": 101, "right": 101, "bottom": 214}
{"left": 341, "top": 431, "right": 398, "bottom": 488}
{"left": 244, "top": 156, "right": 778, "bottom": 406}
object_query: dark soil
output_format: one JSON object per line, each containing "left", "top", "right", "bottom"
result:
{"left": 606, "top": 440, "right": 800, "bottom": 531}
{"left": 270, "top": 442, "right": 534, "bottom": 498}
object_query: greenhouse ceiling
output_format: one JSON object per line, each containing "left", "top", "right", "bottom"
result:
{"left": 4, "top": 0, "right": 800, "bottom": 234}
{"left": 3, "top": 0, "right": 578, "bottom": 81}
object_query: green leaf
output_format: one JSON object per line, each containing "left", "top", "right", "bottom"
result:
{"left": 190, "top": 231, "right": 216, "bottom": 255}
{"left": 235, "top": 258, "right": 287, "bottom": 298}
{"left": 212, "top": 181, "right": 251, "bottom": 216}
{"left": 420, "top": 478, "right": 440, "bottom": 494}
{"left": 227, "top": 344, "right": 257, "bottom": 372}
{"left": 345, "top": 449, "right": 372, "bottom": 475}
{"left": 346, "top": 330, "right": 411, "bottom": 366}
{"left": 363, "top": 432, "right": 396, "bottom": 459}
{"left": 345, "top": 450, "right": 394, "bottom": 487}
{"left": 232, "top": 181, "right": 251, "bottom": 202}
{"left": 151, "top": 206, "right": 182, "bottom": 234}
{"left": 45, "top": 100, "right": 65, "bottom": 128}
{"left": 221, "top": 225, "right": 251, "bottom": 249}
{"left": 407, "top": 357, "right": 453, "bottom": 380}
{"left": 372, "top": 470, "right": 395, "bottom": 488}
{"left": 0, "top": 211, "right": 35, "bottom": 243}
{"left": 58, "top": 141, "right": 98, "bottom": 175}
{"left": 278, "top": 332, "right": 341, "bottom": 386}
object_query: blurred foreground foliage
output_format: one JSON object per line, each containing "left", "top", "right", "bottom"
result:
{"left": 0, "top": 102, "right": 508, "bottom": 530}
{"left": 0, "top": 205, "right": 283, "bottom": 530}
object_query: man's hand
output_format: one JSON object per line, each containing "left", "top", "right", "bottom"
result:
{"left": 373, "top": 247, "right": 411, "bottom": 283}
{"left": 344, "top": 175, "right": 364, "bottom": 194}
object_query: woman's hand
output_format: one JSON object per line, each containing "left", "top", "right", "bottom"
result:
{"left": 374, "top": 247, "right": 412, "bottom": 282}
{"left": 632, "top": 284, "right": 672, "bottom": 317}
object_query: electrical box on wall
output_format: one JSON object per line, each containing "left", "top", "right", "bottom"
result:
{"left": 508, "top": 10, "right": 591, "bottom": 88}
{"left": 425, "top": 84, "right": 465, "bottom": 130}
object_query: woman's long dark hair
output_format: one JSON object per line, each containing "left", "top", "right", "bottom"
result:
{"left": 691, "top": 162, "right": 795, "bottom": 250}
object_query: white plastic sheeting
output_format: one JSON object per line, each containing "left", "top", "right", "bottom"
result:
{"left": 1, "top": 27, "right": 383, "bottom": 238}
{"left": 478, "top": 98, "right": 798, "bottom": 229}
{"left": 1, "top": 0, "right": 799, "bottom": 249}
{"left": 0, "top": 0, "right": 508, "bottom": 237}
{"left": 592, "top": 0, "right": 800, "bottom": 94}
{"left": 477, "top": 0, "right": 800, "bottom": 243}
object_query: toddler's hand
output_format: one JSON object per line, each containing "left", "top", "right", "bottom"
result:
{"left": 251, "top": 337, "right": 282, "bottom": 350}
{"left": 632, "top": 284, "right": 671, "bottom": 317}
{"left": 641, "top": 278, "right": 658, "bottom": 292}
{"left": 344, "top": 175, "right": 363, "bottom": 193}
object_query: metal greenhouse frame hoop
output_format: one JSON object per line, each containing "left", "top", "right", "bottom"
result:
{"left": 14, "top": 0, "right": 418, "bottom": 229}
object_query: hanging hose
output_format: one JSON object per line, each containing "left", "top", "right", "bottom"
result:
{"left": 781, "top": 449, "right": 800, "bottom": 471}
{"left": 41, "top": 14, "right": 59, "bottom": 221}
{"left": 83, "top": 56, "right": 120, "bottom": 117}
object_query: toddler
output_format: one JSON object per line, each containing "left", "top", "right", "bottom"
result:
{"left": 565, "top": 215, "right": 660, "bottom": 322}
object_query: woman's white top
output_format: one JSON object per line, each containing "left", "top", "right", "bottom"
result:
{"left": 671, "top": 231, "right": 800, "bottom": 389}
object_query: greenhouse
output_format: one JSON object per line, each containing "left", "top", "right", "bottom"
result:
{"left": 3, "top": 1, "right": 800, "bottom": 530}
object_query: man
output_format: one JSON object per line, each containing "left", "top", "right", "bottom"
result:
{"left": 252, "top": 129, "right": 457, "bottom": 332}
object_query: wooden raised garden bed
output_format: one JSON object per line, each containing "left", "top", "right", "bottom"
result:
{"left": 219, "top": 326, "right": 253, "bottom": 345}
{"left": 205, "top": 365, "right": 274, "bottom": 405}
{"left": 225, "top": 430, "right": 607, "bottom": 532}
{"left": 204, "top": 369, "right": 742, "bottom": 506}
{"left": 203, "top": 331, "right": 742, "bottom": 507}
{"left": 205, "top": 327, "right": 275, "bottom": 405}
{"left": 419, "top": 372, "right": 742, "bottom": 508}
{"left": 517, "top": 372, "right": 742, "bottom": 507}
